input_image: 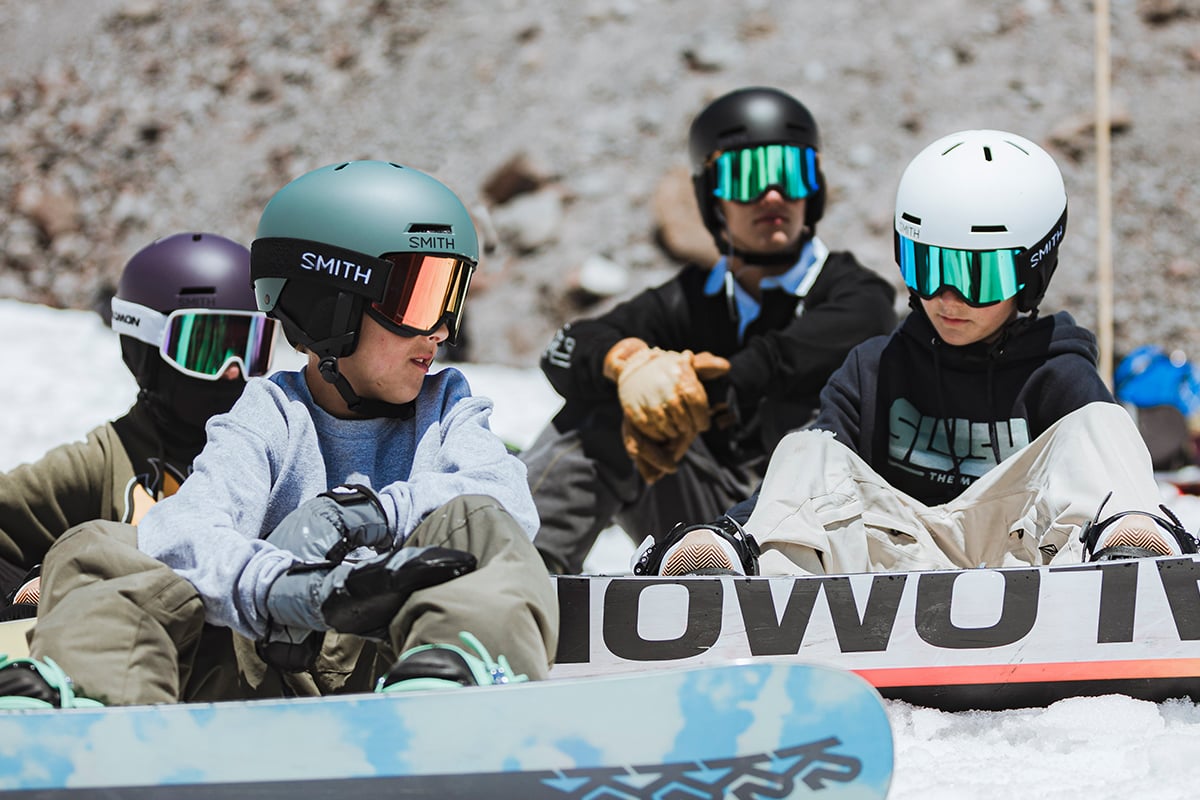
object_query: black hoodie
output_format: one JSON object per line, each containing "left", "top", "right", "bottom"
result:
{"left": 808, "top": 307, "right": 1114, "bottom": 506}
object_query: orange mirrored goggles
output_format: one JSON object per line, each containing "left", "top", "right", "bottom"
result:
{"left": 368, "top": 253, "right": 475, "bottom": 344}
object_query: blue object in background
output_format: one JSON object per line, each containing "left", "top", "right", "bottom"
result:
{"left": 1114, "top": 345, "right": 1200, "bottom": 419}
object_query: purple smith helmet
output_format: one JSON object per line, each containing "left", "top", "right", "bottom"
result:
{"left": 113, "top": 233, "right": 262, "bottom": 426}
{"left": 116, "top": 232, "right": 256, "bottom": 314}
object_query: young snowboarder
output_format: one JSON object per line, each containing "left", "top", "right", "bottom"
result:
{"left": 0, "top": 161, "right": 557, "bottom": 707}
{"left": 637, "top": 129, "right": 1195, "bottom": 577}
{"left": 0, "top": 232, "right": 276, "bottom": 617}
{"left": 523, "top": 86, "right": 897, "bottom": 574}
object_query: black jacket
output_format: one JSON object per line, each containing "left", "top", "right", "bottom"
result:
{"left": 540, "top": 248, "right": 898, "bottom": 464}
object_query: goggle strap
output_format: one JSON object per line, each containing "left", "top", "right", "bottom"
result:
{"left": 1016, "top": 206, "right": 1068, "bottom": 272}
{"left": 251, "top": 238, "right": 393, "bottom": 303}
{"left": 110, "top": 298, "right": 167, "bottom": 349}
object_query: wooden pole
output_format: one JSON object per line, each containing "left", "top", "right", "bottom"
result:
{"left": 1095, "top": 0, "right": 1114, "bottom": 389}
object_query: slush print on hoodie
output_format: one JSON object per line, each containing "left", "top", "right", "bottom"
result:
{"left": 810, "top": 308, "right": 1115, "bottom": 506}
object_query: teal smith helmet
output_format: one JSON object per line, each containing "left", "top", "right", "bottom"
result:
{"left": 250, "top": 160, "right": 479, "bottom": 416}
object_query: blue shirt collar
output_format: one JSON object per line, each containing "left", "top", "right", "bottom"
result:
{"left": 702, "top": 238, "right": 828, "bottom": 341}
{"left": 703, "top": 237, "right": 825, "bottom": 297}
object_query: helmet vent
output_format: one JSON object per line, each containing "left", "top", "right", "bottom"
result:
{"left": 971, "top": 225, "right": 1008, "bottom": 233}
{"left": 178, "top": 286, "right": 216, "bottom": 295}
{"left": 983, "top": 146, "right": 993, "bottom": 161}
{"left": 408, "top": 224, "right": 452, "bottom": 233}
{"left": 901, "top": 212, "right": 921, "bottom": 225}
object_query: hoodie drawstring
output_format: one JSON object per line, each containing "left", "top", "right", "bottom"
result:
{"left": 930, "top": 339, "right": 970, "bottom": 484}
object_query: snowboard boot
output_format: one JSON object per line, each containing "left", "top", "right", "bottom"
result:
{"left": 0, "top": 655, "right": 103, "bottom": 710}
{"left": 1081, "top": 498, "right": 1198, "bottom": 562}
{"left": 375, "top": 632, "right": 529, "bottom": 694}
{"left": 633, "top": 516, "right": 761, "bottom": 577}
{"left": 0, "top": 565, "right": 40, "bottom": 621}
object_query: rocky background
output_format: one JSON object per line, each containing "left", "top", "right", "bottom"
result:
{"left": 2, "top": 0, "right": 1199, "bottom": 369}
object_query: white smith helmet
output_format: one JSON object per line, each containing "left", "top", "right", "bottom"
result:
{"left": 894, "top": 130, "right": 1067, "bottom": 312}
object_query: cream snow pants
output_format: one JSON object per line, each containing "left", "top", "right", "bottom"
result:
{"left": 747, "top": 402, "right": 1166, "bottom": 575}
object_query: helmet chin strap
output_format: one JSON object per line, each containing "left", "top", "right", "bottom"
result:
{"left": 317, "top": 355, "right": 415, "bottom": 420}
{"left": 276, "top": 292, "right": 415, "bottom": 420}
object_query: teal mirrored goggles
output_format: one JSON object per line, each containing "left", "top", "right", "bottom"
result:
{"left": 710, "top": 144, "right": 820, "bottom": 203}
{"left": 895, "top": 233, "right": 1023, "bottom": 307}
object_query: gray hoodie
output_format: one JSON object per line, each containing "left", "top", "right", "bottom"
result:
{"left": 137, "top": 367, "right": 537, "bottom": 640}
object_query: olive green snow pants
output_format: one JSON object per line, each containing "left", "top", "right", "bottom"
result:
{"left": 29, "top": 495, "right": 558, "bottom": 706}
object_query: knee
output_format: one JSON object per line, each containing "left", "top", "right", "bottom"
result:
{"left": 770, "top": 429, "right": 855, "bottom": 475}
{"left": 47, "top": 520, "right": 137, "bottom": 563}
{"left": 422, "top": 495, "right": 526, "bottom": 545}
{"left": 778, "top": 428, "right": 839, "bottom": 455}
{"left": 441, "top": 494, "right": 509, "bottom": 521}
{"left": 1062, "top": 401, "right": 1133, "bottom": 435}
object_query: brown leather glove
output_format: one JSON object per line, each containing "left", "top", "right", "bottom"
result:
{"left": 603, "top": 338, "right": 731, "bottom": 441}
{"left": 621, "top": 419, "right": 679, "bottom": 484}
{"left": 605, "top": 338, "right": 731, "bottom": 483}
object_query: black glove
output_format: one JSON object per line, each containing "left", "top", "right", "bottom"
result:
{"left": 267, "top": 484, "right": 392, "bottom": 563}
{"left": 255, "top": 625, "right": 326, "bottom": 674}
{"left": 264, "top": 545, "right": 478, "bottom": 642}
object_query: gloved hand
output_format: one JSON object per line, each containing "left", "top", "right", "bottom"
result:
{"left": 255, "top": 623, "right": 325, "bottom": 673}
{"left": 263, "top": 545, "right": 478, "bottom": 642}
{"left": 603, "top": 338, "right": 731, "bottom": 442}
{"left": 604, "top": 338, "right": 730, "bottom": 482}
{"left": 621, "top": 419, "right": 685, "bottom": 484}
{"left": 267, "top": 484, "right": 392, "bottom": 564}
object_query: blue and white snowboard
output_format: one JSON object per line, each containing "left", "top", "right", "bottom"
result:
{"left": 0, "top": 660, "right": 893, "bottom": 798}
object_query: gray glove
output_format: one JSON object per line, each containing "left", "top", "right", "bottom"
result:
{"left": 267, "top": 484, "right": 392, "bottom": 563}
{"left": 264, "top": 545, "right": 478, "bottom": 641}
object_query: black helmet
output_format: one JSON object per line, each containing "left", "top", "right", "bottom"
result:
{"left": 250, "top": 160, "right": 479, "bottom": 417}
{"left": 688, "top": 87, "right": 826, "bottom": 253}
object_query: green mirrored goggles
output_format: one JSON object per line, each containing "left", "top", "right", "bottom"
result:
{"left": 711, "top": 144, "right": 819, "bottom": 203}
{"left": 896, "top": 233, "right": 1022, "bottom": 307}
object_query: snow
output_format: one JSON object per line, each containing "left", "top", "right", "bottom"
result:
{"left": 3, "top": 297, "right": 1198, "bottom": 799}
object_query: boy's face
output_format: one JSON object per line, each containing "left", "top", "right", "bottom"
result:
{"left": 920, "top": 291, "right": 1018, "bottom": 347}
{"left": 718, "top": 190, "right": 808, "bottom": 255}
{"left": 311, "top": 314, "right": 448, "bottom": 416}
